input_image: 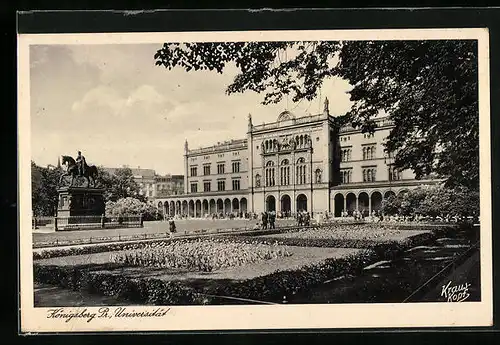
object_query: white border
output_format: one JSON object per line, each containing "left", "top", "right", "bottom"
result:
{"left": 18, "top": 28, "right": 492, "bottom": 332}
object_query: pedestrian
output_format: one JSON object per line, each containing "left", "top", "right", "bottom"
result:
{"left": 269, "top": 211, "right": 276, "bottom": 229}
{"left": 305, "top": 212, "right": 311, "bottom": 226}
{"left": 168, "top": 217, "right": 176, "bottom": 239}
{"left": 297, "top": 212, "right": 303, "bottom": 227}
{"left": 261, "top": 212, "right": 268, "bottom": 230}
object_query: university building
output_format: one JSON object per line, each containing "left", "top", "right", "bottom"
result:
{"left": 156, "top": 100, "right": 439, "bottom": 218}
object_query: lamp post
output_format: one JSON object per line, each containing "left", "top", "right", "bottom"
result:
{"left": 384, "top": 152, "right": 394, "bottom": 193}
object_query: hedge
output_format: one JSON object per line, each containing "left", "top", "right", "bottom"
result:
{"left": 33, "top": 263, "right": 205, "bottom": 305}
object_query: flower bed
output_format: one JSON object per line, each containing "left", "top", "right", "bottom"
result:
{"left": 33, "top": 228, "right": 440, "bottom": 305}
{"left": 265, "top": 226, "right": 412, "bottom": 240}
{"left": 109, "top": 238, "right": 293, "bottom": 272}
{"left": 34, "top": 248, "right": 375, "bottom": 305}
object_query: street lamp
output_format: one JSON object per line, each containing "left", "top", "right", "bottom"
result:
{"left": 384, "top": 152, "right": 394, "bottom": 193}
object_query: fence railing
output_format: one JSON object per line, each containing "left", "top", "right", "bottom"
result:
{"left": 33, "top": 215, "right": 144, "bottom": 231}
{"left": 32, "top": 216, "right": 56, "bottom": 229}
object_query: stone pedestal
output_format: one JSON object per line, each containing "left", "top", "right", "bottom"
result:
{"left": 57, "top": 186, "right": 105, "bottom": 218}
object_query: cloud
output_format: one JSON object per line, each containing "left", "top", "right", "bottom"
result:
{"left": 31, "top": 43, "right": 358, "bottom": 175}
{"left": 71, "top": 85, "right": 126, "bottom": 115}
{"left": 126, "top": 84, "right": 165, "bottom": 106}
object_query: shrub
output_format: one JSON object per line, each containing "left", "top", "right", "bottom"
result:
{"left": 105, "top": 197, "right": 161, "bottom": 221}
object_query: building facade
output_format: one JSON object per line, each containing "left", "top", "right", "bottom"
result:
{"left": 156, "top": 100, "right": 439, "bottom": 217}
{"left": 104, "top": 167, "right": 184, "bottom": 202}
{"left": 155, "top": 174, "right": 184, "bottom": 198}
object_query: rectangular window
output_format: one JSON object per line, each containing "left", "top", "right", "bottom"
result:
{"left": 232, "top": 161, "right": 240, "bottom": 173}
{"left": 217, "top": 180, "right": 225, "bottom": 191}
{"left": 203, "top": 182, "right": 211, "bottom": 192}
{"left": 232, "top": 179, "right": 240, "bottom": 190}
{"left": 203, "top": 165, "right": 211, "bottom": 175}
{"left": 217, "top": 163, "right": 225, "bottom": 174}
{"left": 190, "top": 182, "right": 198, "bottom": 193}
{"left": 190, "top": 166, "right": 197, "bottom": 177}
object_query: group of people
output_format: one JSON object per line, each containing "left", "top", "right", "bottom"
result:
{"left": 339, "top": 209, "right": 382, "bottom": 220}
{"left": 296, "top": 211, "right": 311, "bottom": 227}
{"left": 259, "top": 211, "right": 277, "bottom": 230}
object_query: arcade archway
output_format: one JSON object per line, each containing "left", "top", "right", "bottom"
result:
{"left": 281, "top": 194, "right": 291, "bottom": 214}
{"left": 334, "top": 193, "right": 344, "bottom": 217}
{"left": 296, "top": 194, "right": 307, "bottom": 212}
{"left": 266, "top": 195, "right": 276, "bottom": 212}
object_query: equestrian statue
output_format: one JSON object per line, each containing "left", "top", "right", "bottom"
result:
{"left": 59, "top": 151, "right": 99, "bottom": 187}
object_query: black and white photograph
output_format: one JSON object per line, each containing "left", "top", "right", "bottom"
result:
{"left": 18, "top": 27, "right": 492, "bottom": 332}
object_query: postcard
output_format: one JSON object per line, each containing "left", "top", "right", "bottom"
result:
{"left": 18, "top": 27, "right": 492, "bottom": 332}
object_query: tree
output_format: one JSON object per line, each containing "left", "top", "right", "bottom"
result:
{"left": 31, "top": 161, "right": 63, "bottom": 216}
{"left": 155, "top": 40, "right": 478, "bottom": 189}
{"left": 381, "top": 184, "right": 479, "bottom": 219}
{"left": 381, "top": 194, "right": 401, "bottom": 216}
{"left": 98, "top": 167, "right": 144, "bottom": 202}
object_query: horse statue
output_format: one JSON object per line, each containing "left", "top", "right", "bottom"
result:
{"left": 59, "top": 155, "right": 99, "bottom": 188}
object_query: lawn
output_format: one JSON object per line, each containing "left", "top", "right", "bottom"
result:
{"left": 33, "top": 218, "right": 297, "bottom": 246}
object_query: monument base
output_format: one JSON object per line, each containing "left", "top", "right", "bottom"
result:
{"left": 56, "top": 187, "right": 105, "bottom": 230}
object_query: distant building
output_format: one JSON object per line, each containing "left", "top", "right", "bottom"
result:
{"left": 155, "top": 174, "right": 184, "bottom": 198}
{"left": 156, "top": 99, "right": 441, "bottom": 217}
{"left": 103, "top": 166, "right": 183, "bottom": 202}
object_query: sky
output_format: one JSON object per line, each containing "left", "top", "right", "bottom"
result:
{"left": 30, "top": 43, "right": 354, "bottom": 175}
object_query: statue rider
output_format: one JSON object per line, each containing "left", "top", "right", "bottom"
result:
{"left": 76, "top": 150, "right": 86, "bottom": 177}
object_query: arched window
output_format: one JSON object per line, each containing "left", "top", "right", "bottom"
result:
{"left": 280, "top": 159, "right": 290, "bottom": 185}
{"left": 266, "top": 161, "right": 275, "bottom": 186}
{"left": 296, "top": 157, "right": 306, "bottom": 184}
{"left": 363, "top": 169, "right": 367, "bottom": 182}
{"left": 362, "top": 147, "right": 366, "bottom": 160}
{"left": 367, "top": 169, "right": 372, "bottom": 182}
{"left": 348, "top": 170, "right": 352, "bottom": 183}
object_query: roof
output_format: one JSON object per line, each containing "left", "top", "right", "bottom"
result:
{"left": 103, "top": 167, "right": 156, "bottom": 178}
